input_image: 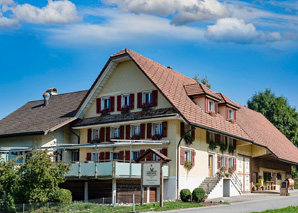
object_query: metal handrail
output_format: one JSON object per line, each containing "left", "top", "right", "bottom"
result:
{"left": 231, "top": 172, "right": 242, "bottom": 193}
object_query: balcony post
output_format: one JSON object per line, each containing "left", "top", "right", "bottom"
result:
{"left": 112, "top": 179, "right": 117, "bottom": 206}
{"left": 84, "top": 181, "right": 88, "bottom": 202}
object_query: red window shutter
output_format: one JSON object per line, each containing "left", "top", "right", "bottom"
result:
{"left": 137, "top": 92, "right": 142, "bottom": 108}
{"left": 234, "top": 110, "right": 237, "bottom": 122}
{"left": 161, "top": 148, "right": 168, "bottom": 157}
{"left": 140, "top": 124, "right": 145, "bottom": 139}
{"left": 100, "top": 127, "right": 105, "bottom": 142}
{"left": 225, "top": 156, "right": 228, "bottom": 169}
{"left": 130, "top": 93, "right": 135, "bottom": 109}
{"left": 233, "top": 139, "right": 236, "bottom": 148}
{"left": 87, "top": 129, "right": 92, "bottom": 143}
{"left": 206, "top": 131, "right": 210, "bottom": 144}
{"left": 125, "top": 151, "right": 130, "bottom": 162}
{"left": 217, "top": 155, "right": 221, "bottom": 169}
{"left": 191, "top": 127, "right": 195, "bottom": 140}
{"left": 126, "top": 125, "right": 130, "bottom": 140}
{"left": 119, "top": 151, "right": 124, "bottom": 161}
{"left": 152, "top": 90, "right": 158, "bottom": 107}
{"left": 180, "top": 148, "right": 185, "bottom": 165}
{"left": 215, "top": 134, "right": 220, "bottom": 145}
{"left": 96, "top": 98, "right": 101, "bottom": 114}
{"left": 233, "top": 158, "right": 237, "bottom": 170}
{"left": 225, "top": 136, "right": 228, "bottom": 146}
{"left": 205, "top": 98, "right": 209, "bottom": 113}
{"left": 226, "top": 107, "right": 229, "bottom": 120}
{"left": 120, "top": 125, "right": 124, "bottom": 139}
{"left": 100, "top": 152, "right": 104, "bottom": 161}
{"left": 117, "top": 95, "right": 122, "bottom": 111}
{"left": 215, "top": 102, "right": 218, "bottom": 114}
{"left": 191, "top": 150, "right": 195, "bottom": 167}
{"left": 147, "top": 123, "right": 152, "bottom": 138}
{"left": 162, "top": 121, "right": 167, "bottom": 137}
{"left": 110, "top": 96, "right": 115, "bottom": 112}
{"left": 140, "top": 149, "right": 145, "bottom": 156}
{"left": 106, "top": 127, "right": 110, "bottom": 142}
{"left": 180, "top": 122, "right": 185, "bottom": 138}
{"left": 105, "top": 152, "right": 110, "bottom": 160}
{"left": 86, "top": 152, "right": 91, "bottom": 161}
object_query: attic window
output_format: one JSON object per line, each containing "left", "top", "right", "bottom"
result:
{"left": 209, "top": 100, "right": 215, "bottom": 111}
{"left": 229, "top": 109, "right": 234, "bottom": 119}
{"left": 142, "top": 91, "right": 152, "bottom": 104}
{"left": 101, "top": 97, "right": 110, "bottom": 110}
{"left": 121, "top": 94, "right": 130, "bottom": 107}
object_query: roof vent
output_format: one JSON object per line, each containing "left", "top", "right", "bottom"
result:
{"left": 167, "top": 66, "right": 173, "bottom": 69}
{"left": 46, "top": 88, "right": 58, "bottom": 96}
{"left": 43, "top": 92, "right": 50, "bottom": 107}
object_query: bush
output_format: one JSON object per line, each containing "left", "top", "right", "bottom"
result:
{"left": 192, "top": 188, "right": 206, "bottom": 202}
{"left": 53, "top": 188, "right": 72, "bottom": 202}
{"left": 180, "top": 189, "right": 192, "bottom": 202}
{"left": 1, "top": 193, "right": 16, "bottom": 212}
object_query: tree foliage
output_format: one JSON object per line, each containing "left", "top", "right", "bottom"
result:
{"left": 247, "top": 88, "right": 298, "bottom": 146}
{"left": 193, "top": 74, "right": 211, "bottom": 89}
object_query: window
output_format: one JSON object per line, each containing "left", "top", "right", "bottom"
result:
{"left": 209, "top": 100, "right": 215, "bottom": 111}
{"left": 111, "top": 127, "right": 120, "bottom": 139}
{"left": 210, "top": 132, "right": 215, "bottom": 142}
{"left": 220, "top": 135, "right": 225, "bottom": 144}
{"left": 92, "top": 129, "right": 100, "bottom": 141}
{"left": 122, "top": 94, "right": 130, "bottom": 107}
{"left": 132, "top": 151, "right": 140, "bottom": 160}
{"left": 111, "top": 152, "right": 119, "bottom": 160}
{"left": 91, "top": 153, "right": 100, "bottom": 161}
{"left": 152, "top": 123, "right": 162, "bottom": 135}
{"left": 71, "top": 150, "right": 79, "bottom": 162}
{"left": 228, "top": 157, "right": 234, "bottom": 168}
{"left": 131, "top": 125, "right": 140, "bottom": 136}
{"left": 101, "top": 97, "right": 110, "bottom": 109}
{"left": 229, "top": 108, "right": 234, "bottom": 119}
{"left": 221, "top": 156, "right": 225, "bottom": 167}
{"left": 142, "top": 91, "right": 152, "bottom": 104}
{"left": 153, "top": 149, "right": 161, "bottom": 161}
{"left": 185, "top": 150, "right": 191, "bottom": 162}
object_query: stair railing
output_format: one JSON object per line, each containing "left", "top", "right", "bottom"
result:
{"left": 231, "top": 172, "right": 242, "bottom": 194}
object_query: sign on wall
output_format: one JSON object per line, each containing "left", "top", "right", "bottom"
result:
{"left": 142, "top": 162, "right": 161, "bottom": 186}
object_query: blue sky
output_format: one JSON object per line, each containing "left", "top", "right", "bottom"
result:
{"left": 1, "top": 0, "right": 298, "bottom": 119}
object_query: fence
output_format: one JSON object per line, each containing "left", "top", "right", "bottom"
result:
{"left": 2, "top": 196, "right": 140, "bottom": 213}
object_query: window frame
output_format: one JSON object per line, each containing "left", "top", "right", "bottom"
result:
{"left": 209, "top": 100, "right": 215, "bottom": 112}
{"left": 142, "top": 90, "right": 153, "bottom": 104}
{"left": 228, "top": 157, "right": 234, "bottom": 168}
{"left": 91, "top": 152, "right": 100, "bottom": 162}
{"left": 121, "top": 94, "right": 130, "bottom": 107}
{"left": 110, "top": 151, "right": 120, "bottom": 161}
{"left": 92, "top": 128, "right": 100, "bottom": 141}
{"left": 184, "top": 149, "right": 192, "bottom": 162}
{"left": 131, "top": 124, "right": 141, "bottom": 136}
{"left": 110, "top": 126, "right": 120, "bottom": 139}
{"left": 229, "top": 108, "right": 234, "bottom": 120}
{"left": 132, "top": 150, "right": 140, "bottom": 161}
{"left": 152, "top": 122, "right": 163, "bottom": 136}
{"left": 210, "top": 132, "right": 216, "bottom": 142}
{"left": 221, "top": 156, "right": 225, "bottom": 167}
{"left": 101, "top": 96, "right": 111, "bottom": 110}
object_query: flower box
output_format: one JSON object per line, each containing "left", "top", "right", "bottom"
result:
{"left": 142, "top": 102, "right": 152, "bottom": 111}
{"left": 102, "top": 107, "right": 110, "bottom": 116}
{"left": 121, "top": 105, "right": 130, "bottom": 115}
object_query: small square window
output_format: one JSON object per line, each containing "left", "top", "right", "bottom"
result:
{"left": 142, "top": 91, "right": 152, "bottom": 104}
{"left": 92, "top": 129, "right": 100, "bottom": 141}
{"left": 152, "top": 123, "right": 162, "bottom": 135}
{"left": 111, "top": 152, "right": 119, "bottom": 160}
{"left": 185, "top": 150, "right": 191, "bottom": 162}
{"left": 101, "top": 97, "right": 110, "bottom": 110}
{"left": 111, "top": 127, "right": 120, "bottom": 139}
{"left": 122, "top": 94, "right": 130, "bottom": 107}
{"left": 229, "top": 109, "right": 234, "bottom": 119}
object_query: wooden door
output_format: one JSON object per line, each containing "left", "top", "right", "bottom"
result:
{"left": 149, "top": 187, "right": 156, "bottom": 202}
{"left": 208, "top": 155, "right": 213, "bottom": 177}
{"left": 237, "top": 155, "right": 251, "bottom": 192}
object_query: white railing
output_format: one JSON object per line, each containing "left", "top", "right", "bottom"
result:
{"left": 231, "top": 172, "right": 242, "bottom": 194}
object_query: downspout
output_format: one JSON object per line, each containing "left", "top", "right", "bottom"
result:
{"left": 70, "top": 128, "right": 80, "bottom": 144}
{"left": 176, "top": 126, "right": 196, "bottom": 200}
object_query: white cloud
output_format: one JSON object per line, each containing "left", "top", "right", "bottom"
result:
{"left": 4, "top": 0, "right": 80, "bottom": 25}
{"left": 0, "top": 0, "right": 15, "bottom": 5}
{"left": 205, "top": 18, "right": 282, "bottom": 43}
{"left": 0, "top": 12, "right": 18, "bottom": 28}
{"left": 103, "top": 0, "right": 230, "bottom": 25}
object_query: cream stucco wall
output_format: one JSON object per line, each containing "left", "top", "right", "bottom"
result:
{"left": 193, "top": 97, "right": 205, "bottom": 112}
{"left": 85, "top": 60, "right": 172, "bottom": 118}
{"left": 259, "top": 167, "right": 286, "bottom": 190}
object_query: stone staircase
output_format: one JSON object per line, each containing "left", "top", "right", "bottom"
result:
{"left": 199, "top": 176, "right": 221, "bottom": 195}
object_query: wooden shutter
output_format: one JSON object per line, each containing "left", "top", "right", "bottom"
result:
{"left": 100, "top": 152, "right": 104, "bottom": 161}
{"left": 147, "top": 123, "right": 152, "bottom": 138}
{"left": 125, "top": 150, "right": 130, "bottom": 162}
{"left": 137, "top": 92, "right": 142, "bottom": 108}
{"left": 162, "top": 121, "right": 167, "bottom": 137}
{"left": 233, "top": 139, "right": 237, "bottom": 148}
{"left": 217, "top": 155, "right": 221, "bottom": 169}
{"left": 233, "top": 158, "right": 237, "bottom": 170}
{"left": 226, "top": 107, "right": 229, "bottom": 120}
{"left": 105, "top": 152, "right": 110, "bottom": 160}
{"left": 130, "top": 93, "right": 135, "bottom": 110}
{"left": 120, "top": 125, "right": 124, "bottom": 139}
{"left": 100, "top": 127, "right": 105, "bottom": 142}
{"left": 96, "top": 98, "right": 101, "bottom": 113}
{"left": 152, "top": 90, "right": 158, "bottom": 107}
{"left": 225, "top": 156, "right": 228, "bottom": 169}
{"left": 215, "top": 134, "right": 220, "bottom": 145}
{"left": 234, "top": 110, "right": 237, "bottom": 122}
{"left": 180, "top": 148, "right": 185, "bottom": 165}
{"left": 86, "top": 152, "right": 91, "bottom": 161}
{"left": 161, "top": 148, "right": 168, "bottom": 157}
{"left": 110, "top": 96, "right": 115, "bottom": 112}
{"left": 205, "top": 98, "right": 209, "bottom": 112}
{"left": 206, "top": 131, "right": 210, "bottom": 144}
{"left": 140, "top": 149, "right": 145, "bottom": 156}
{"left": 106, "top": 127, "right": 110, "bottom": 142}
{"left": 191, "top": 127, "right": 195, "bottom": 140}
{"left": 215, "top": 102, "right": 218, "bottom": 114}
{"left": 119, "top": 151, "right": 124, "bottom": 161}
{"left": 191, "top": 150, "right": 195, "bottom": 167}
{"left": 180, "top": 122, "right": 185, "bottom": 138}
{"left": 126, "top": 125, "right": 131, "bottom": 140}
{"left": 87, "top": 129, "right": 92, "bottom": 143}
{"left": 140, "top": 124, "right": 145, "bottom": 139}
{"left": 117, "top": 95, "right": 122, "bottom": 111}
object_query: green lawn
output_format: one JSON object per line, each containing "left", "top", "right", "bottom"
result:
{"left": 253, "top": 205, "right": 298, "bottom": 213}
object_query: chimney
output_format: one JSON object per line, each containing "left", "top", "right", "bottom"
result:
{"left": 43, "top": 92, "right": 50, "bottom": 107}
{"left": 46, "top": 88, "right": 58, "bottom": 96}
{"left": 167, "top": 66, "right": 173, "bottom": 69}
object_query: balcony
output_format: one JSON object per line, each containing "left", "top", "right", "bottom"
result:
{"left": 65, "top": 161, "right": 169, "bottom": 178}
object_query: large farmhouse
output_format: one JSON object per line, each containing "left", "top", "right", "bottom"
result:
{"left": 0, "top": 49, "right": 297, "bottom": 203}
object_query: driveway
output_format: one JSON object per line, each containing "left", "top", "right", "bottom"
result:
{"left": 166, "top": 190, "right": 298, "bottom": 213}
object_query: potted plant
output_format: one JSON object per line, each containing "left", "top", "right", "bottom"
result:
{"left": 184, "top": 160, "right": 193, "bottom": 171}
{"left": 121, "top": 105, "right": 130, "bottom": 115}
{"left": 228, "top": 146, "right": 235, "bottom": 154}
{"left": 152, "top": 134, "right": 163, "bottom": 140}
{"left": 220, "top": 143, "right": 227, "bottom": 153}
{"left": 256, "top": 183, "right": 261, "bottom": 191}
{"left": 142, "top": 102, "right": 152, "bottom": 111}
{"left": 131, "top": 135, "right": 141, "bottom": 140}
{"left": 208, "top": 111, "right": 216, "bottom": 117}
{"left": 224, "top": 173, "right": 230, "bottom": 178}
{"left": 209, "top": 140, "right": 217, "bottom": 151}
{"left": 184, "top": 134, "right": 193, "bottom": 145}
{"left": 228, "top": 166, "right": 235, "bottom": 175}
{"left": 91, "top": 138, "right": 100, "bottom": 144}
{"left": 228, "top": 118, "right": 234, "bottom": 124}
{"left": 102, "top": 107, "right": 110, "bottom": 116}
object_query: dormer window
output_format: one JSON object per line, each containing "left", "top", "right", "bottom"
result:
{"left": 122, "top": 94, "right": 130, "bottom": 107}
{"left": 209, "top": 100, "right": 215, "bottom": 112}
{"left": 102, "top": 97, "right": 110, "bottom": 109}
{"left": 142, "top": 91, "right": 152, "bottom": 104}
{"left": 229, "top": 108, "right": 234, "bottom": 120}
{"left": 226, "top": 107, "right": 236, "bottom": 123}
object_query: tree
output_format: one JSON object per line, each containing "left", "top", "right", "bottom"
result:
{"left": 193, "top": 74, "right": 211, "bottom": 89}
{"left": 247, "top": 88, "right": 298, "bottom": 146}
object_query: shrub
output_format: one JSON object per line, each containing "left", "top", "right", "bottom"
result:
{"left": 53, "top": 188, "right": 72, "bottom": 202}
{"left": 1, "top": 193, "right": 16, "bottom": 213}
{"left": 180, "top": 189, "right": 192, "bottom": 202}
{"left": 192, "top": 188, "right": 206, "bottom": 202}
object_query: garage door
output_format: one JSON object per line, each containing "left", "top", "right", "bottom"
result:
{"left": 237, "top": 155, "right": 251, "bottom": 192}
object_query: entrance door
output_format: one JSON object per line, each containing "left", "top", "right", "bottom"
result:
{"left": 208, "top": 155, "right": 213, "bottom": 177}
{"left": 237, "top": 155, "right": 251, "bottom": 192}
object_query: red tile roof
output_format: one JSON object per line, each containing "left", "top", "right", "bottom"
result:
{"left": 217, "top": 93, "right": 240, "bottom": 109}
{"left": 184, "top": 83, "right": 221, "bottom": 101}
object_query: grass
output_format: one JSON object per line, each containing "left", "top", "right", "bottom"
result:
{"left": 23, "top": 201, "right": 203, "bottom": 212}
{"left": 253, "top": 205, "right": 298, "bottom": 213}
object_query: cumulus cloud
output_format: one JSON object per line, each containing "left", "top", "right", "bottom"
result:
{"left": 0, "top": 0, "right": 15, "bottom": 5}
{"left": 3, "top": 0, "right": 80, "bottom": 25}
{"left": 0, "top": 12, "right": 18, "bottom": 28}
{"left": 103, "top": 0, "right": 230, "bottom": 25}
{"left": 205, "top": 18, "right": 282, "bottom": 43}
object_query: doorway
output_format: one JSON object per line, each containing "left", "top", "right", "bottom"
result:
{"left": 208, "top": 155, "right": 213, "bottom": 177}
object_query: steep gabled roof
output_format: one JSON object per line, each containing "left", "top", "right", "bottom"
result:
{"left": 0, "top": 90, "right": 88, "bottom": 138}
{"left": 184, "top": 83, "right": 221, "bottom": 101}
{"left": 217, "top": 93, "right": 240, "bottom": 109}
